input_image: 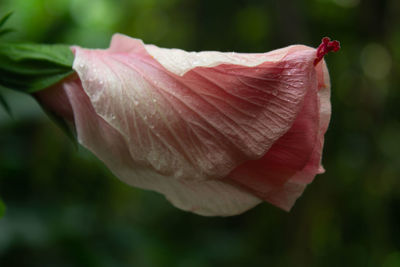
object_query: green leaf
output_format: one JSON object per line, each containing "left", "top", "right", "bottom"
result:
{"left": 0, "top": 91, "right": 12, "bottom": 116}
{"left": 0, "top": 42, "right": 74, "bottom": 93}
{"left": 0, "top": 12, "right": 14, "bottom": 38}
{"left": 39, "top": 102, "right": 78, "bottom": 147}
{"left": 0, "top": 11, "right": 13, "bottom": 29}
{"left": 0, "top": 54, "right": 69, "bottom": 75}
{"left": 0, "top": 43, "right": 74, "bottom": 68}
{"left": 0, "top": 69, "right": 75, "bottom": 92}
{"left": 0, "top": 198, "right": 5, "bottom": 218}
{"left": 0, "top": 28, "right": 14, "bottom": 37}
{"left": 0, "top": 12, "right": 76, "bottom": 142}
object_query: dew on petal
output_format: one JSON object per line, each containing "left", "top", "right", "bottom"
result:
{"left": 59, "top": 33, "right": 336, "bottom": 216}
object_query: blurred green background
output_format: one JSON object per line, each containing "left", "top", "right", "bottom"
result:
{"left": 0, "top": 0, "right": 399, "bottom": 266}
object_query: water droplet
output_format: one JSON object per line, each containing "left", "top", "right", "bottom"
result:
{"left": 99, "top": 81, "right": 103, "bottom": 85}
{"left": 134, "top": 100, "right": 139, "bottom": 106}
{"left": 152, "top": 99, "right": 157, "bottom": 103}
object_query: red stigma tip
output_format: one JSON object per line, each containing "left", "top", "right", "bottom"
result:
{"left": 313, "top": 37, "right": 341, "bottom": 66}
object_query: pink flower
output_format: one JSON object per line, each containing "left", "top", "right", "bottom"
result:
{"left": 38, "top": 34, "right": 335, "bottom": 216}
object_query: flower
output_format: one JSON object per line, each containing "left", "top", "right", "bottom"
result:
{"left": 37, "top": 34, "right": 335, "bottom": 216}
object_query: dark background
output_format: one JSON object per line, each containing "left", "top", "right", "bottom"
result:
{"left": 0, "top": 0, "right": 399, "bottom": 266}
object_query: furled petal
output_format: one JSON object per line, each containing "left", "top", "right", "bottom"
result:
{"left": 38, "top": 34, "right": 331, "bottom": 216}
{"left": 226, "top": 61, "right": 331, "bottom": 211}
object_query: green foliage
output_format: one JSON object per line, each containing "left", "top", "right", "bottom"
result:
{"left": 0, "top": 12, "right": 75, "bottom": 141}
{"left": 39, "top": 101, "right": 78, "bottom": 147}
{"left": 0, "top": 11, "right": 74, "bottom": 93}
{"left": 0, "top": 43, "right": 76, "bottom": 140}
{"left": 0, "top": 42, "right": 74, "bottom": 68}
{"left": 0, "top": 91, "right": 11, "bottom": 116}
{"left": 0, "top": 43, "right": 74, "bottom": 93}
{"left": 0, "top": 12, "right": 13, "bottom": 114}
{"left": 0, "top": 11, "right": 13, "bottom": 37}
{"left": 0, "top": 12, "right": 12, "bottom": 27}
{"left": 0, "top": 198, "right": 5, "bottom": 218}
{"left": 0, "top": 28, "right": 14, "bottom": 37}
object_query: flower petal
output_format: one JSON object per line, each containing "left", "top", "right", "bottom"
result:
{"left": 72, "top": 34, "right": 316, "bottom": 182}
{"left": 38, "top": 34, "right": 331, "bottom": 216}
{"left": 52, "top": 78, "right": 261, "bottom": 216}
{"left": 226, "top": 60, "right": 331, "bottom": 210}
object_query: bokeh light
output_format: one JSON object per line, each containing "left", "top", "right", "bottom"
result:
{"left": 361, "top": 43, "right": 392, "bottom": 80}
